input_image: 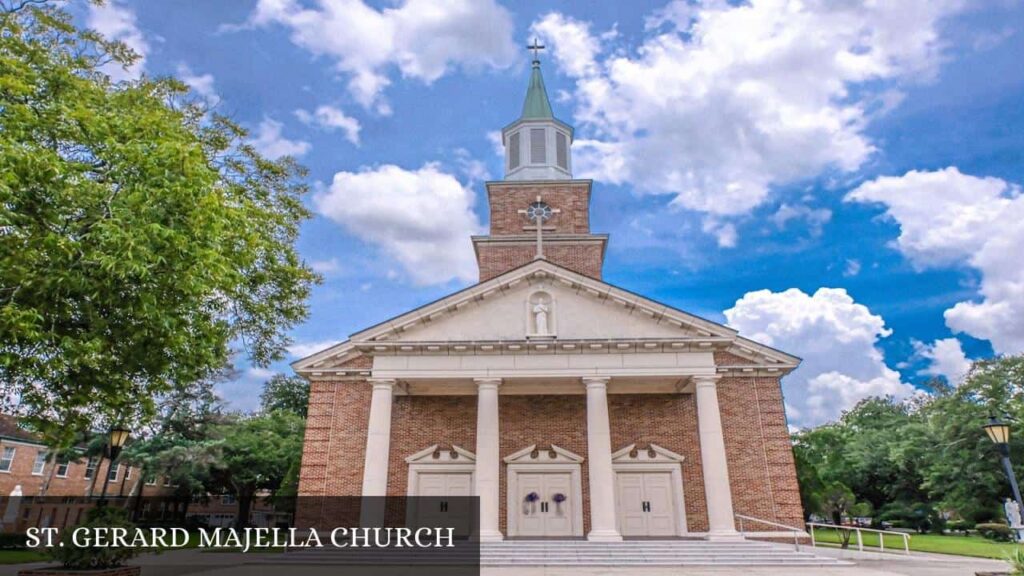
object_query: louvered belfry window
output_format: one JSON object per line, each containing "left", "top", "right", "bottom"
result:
{"left": 530, "top": 128, "right": 546, "bottom": 164}
{"left": 556, "top": 132, "right": 568, "bottom": 169}
{"left": 509, "top": 132, "right": 520, "bottom": 170}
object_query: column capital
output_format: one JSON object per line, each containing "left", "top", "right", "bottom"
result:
{"left": 473, "top": 377, "right": 502, "bottom": 390}
{"left": 582, "top": 376, "right": 611, "bottom": 389}
{"left": 692, "top": 374, "right": 720, "bottom": 389}
{"left": 368, "top": 378, "right": 396, "bottom": 392}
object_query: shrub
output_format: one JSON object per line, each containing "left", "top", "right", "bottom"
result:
{"left": 49, "top": 507, "right": 140, "bottom": 569}
{"left": 1007, "top": 546, "right": 1024, "bottom": 576}
{"left": 946, "top": 519, "right": 975, "bottom": 535}
{"left": 977, "top": 522, "right": 1014, "bottom": 542}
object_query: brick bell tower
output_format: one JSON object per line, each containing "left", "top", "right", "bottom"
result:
{"left": 472, "top": 42, "right": 608, "bottom": 282}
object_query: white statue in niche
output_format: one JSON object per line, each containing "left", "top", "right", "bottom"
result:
{"left": 533, "top": 301, "right": 550, "bottom": 335}
{"left": 528, "top": 291, "right": 554, "bottom": 337}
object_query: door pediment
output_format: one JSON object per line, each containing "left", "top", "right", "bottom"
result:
{"left": 406, "top": 444, "right": 475, "bottom": 464}
{"left": 612, "top": 443, "right": 685, "bottom": 464}
{"left": 504, "top": 444, "right": 584, "bottom": 464}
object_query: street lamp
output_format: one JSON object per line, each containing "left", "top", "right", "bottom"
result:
{"left": 983, "top": 415, "right": 1024, "bottom": 526}
{"left": 97, "top": 426, "right": 131, "bottom": 507}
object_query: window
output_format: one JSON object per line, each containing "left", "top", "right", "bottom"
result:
{"left": 556, "top": 132, "right": 568, "bottom": 169}
{"left": 145, "top": 474, "right": 157, "bottom": 486}
{"left": 508, "top": 132, "right": 520, "bottom": 170}
{"left": 0, "top": 447, "right": 15, "bottom": 472}
{"left": 32, "top": 451, "right": 47, "bottom": 475}
{"left": 107, "top": 463, "right": 120, "bottom": 482}
{"left": 84, "top": 457, "right": 97, "bottom": 479}
{"left": 221, "top": 494, "right": 236, "bottom": 505}
{"left": 124, "top": 467, "right": 133, "bottom": 481}
{"left": 530, "top": 128, "right": 546, "bottom": 164}
{"left": 55, "top": 459, "right": 69, "bottom": 477}
{"left": 163, "top": 476, "right": 172, "bottom": 487}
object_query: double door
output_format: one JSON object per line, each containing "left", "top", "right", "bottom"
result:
{"left": 616, "top": 471, "right": 678, "bottom": 536}
{"left": 413, "top": 472, "right": 473, "bottom": 536}
{"left": 515, "top": 472, "right": 574, "bottom": 537}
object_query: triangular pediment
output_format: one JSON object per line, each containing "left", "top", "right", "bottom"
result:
{"left": 293, "top": 259, "right": 800, "bottom": 373}
{"left": 504, "top": 444, "right": 584, "bottom": 464}
{"left": 612, "top": 443, "right": 685, "bottom": 464}
{"left": 405, "top": 444, "right": 475, "bottom": 463}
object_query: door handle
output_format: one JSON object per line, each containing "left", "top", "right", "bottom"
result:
{"left": 642, "top": 501, "right": 651, "bottom": 512}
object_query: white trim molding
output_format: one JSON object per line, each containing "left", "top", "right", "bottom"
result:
{"left": 405, "top": 444, "right": 477, "bottom": 497}
{"left": 612, "top": 443, "right": 688, "bottom": 536}
{"left": 504, "top": 444, "right": 585, "bottom": 538}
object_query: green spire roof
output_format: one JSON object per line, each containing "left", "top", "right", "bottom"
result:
{"left": 520, "top": 61, "right": 554, "bottom": 120}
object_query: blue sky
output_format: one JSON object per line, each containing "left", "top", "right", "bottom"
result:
{"left": 80, "top": 0, "right": 1024, "bottom": 426}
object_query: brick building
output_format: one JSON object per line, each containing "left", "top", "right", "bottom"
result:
{"left": 293, "top": 55, "right": 804, "bottom": 541}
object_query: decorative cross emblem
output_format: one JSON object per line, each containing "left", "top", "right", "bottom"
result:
{"left": 527, "top": 38, "right": 545, "bottom": 61}
{"left": 518, "top": 195, "right": 560, "bottom": 260}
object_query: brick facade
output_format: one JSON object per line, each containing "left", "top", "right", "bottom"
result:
{"left": 296, "top": 375, "right": 804, "bottom": 534}
{"left": 474, "top": 179, "right": 606, "bottom": 281}
{"left": 476, "top": 242, "right": 605, "bottom": 281}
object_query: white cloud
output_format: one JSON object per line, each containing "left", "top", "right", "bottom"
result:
{"left": 844, "top": 259, "right": 862, "bottom": 278}
{"left": 913, "top": 338, "right": 972, "bottom": 384}
{"left": 725, "top": 287, "right": 916, "bottom": 427}
{"left": 309, "top": 258, "right": 341, "bottom": 275}
{"left": 286, "top": 340, "right": 342, "bottom": 359}
{"left": 847, "top": 167, "right": 1024, "bottom": 354}
{"left": 176, "top": 64, "right": 219, "bottom": 106}
{"left": 771, "top": 203, "right": 832, "bottom": 237}
{"left": 248, "top": 118, "right": 312, "bottom": 159}
{"left": 248, "top": 0, "right": 516, "bottom": 112}
{"left": 314, "top": 163, "right": 483, "bottom": 285}
{"left": 530, "top": 1, "right": 965, "bottom": 242}
{"left": 295, "top": 105, "right": 361, "bottom": 145}
{"left": 216, "top": 366, "right": 274, "bottom": 412}
{"left": 87, "top": 0, "right": 149, "bottom": 81}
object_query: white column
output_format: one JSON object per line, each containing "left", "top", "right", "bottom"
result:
{"left": 474, "top": 378, "right": 503, "bottom": 542}
{"left": 584, "top": 376, "right": 622, "bottom": 542}
{"left": 361, "top": 378, "right": 395, "bottom": 496}
{"left": 694, "top": 375, "right": 740, "bottom": 539}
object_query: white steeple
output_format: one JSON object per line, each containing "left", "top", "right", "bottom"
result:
{"left": 502, "top": 39, "right": 574, "bottom": 181}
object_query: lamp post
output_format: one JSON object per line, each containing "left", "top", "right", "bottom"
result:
{"left": 983, "top": 415, "right": 1024, "bottom": 526}
{"left": 97, "top": 426, "right": 131, "bottom": 507}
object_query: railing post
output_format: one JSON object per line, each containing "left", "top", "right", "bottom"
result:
{"left": 879, "top": 532, "right": 884, "bottom": 554}
{"left": 856, "top": 528, "right": 863, "bottom": 552}
{"left": 903, "top": 534, "right": 910, "bottom": 555}
{"left": 810, "top": 524, "right": 816, "bottom": 548}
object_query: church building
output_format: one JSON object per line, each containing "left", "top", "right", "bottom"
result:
{"left": 293, "top": 51, "right": 805, "bottom": 542}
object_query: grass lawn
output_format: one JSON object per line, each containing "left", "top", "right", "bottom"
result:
{"left": 0, "top": 550, "right": 48, "bottom": 565}
{"left": 811, "top": 527, "right": 1023, "bottom": 559}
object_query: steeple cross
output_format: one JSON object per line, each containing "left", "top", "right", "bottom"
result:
{"left": 518, "top": 195, "right": 560, "bottom": 260}
{"left": 527, "top": 38, "right": 545, "bottom": 62}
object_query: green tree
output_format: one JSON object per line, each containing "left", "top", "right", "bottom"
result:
{"left": 0, "top": 3, "right": 317, "bottom": 446}
{"left": 211, "top": 410, "right": 304, "bottom": 528}
{"left": 259, "top": 374, "right": 310, "bottom": 417}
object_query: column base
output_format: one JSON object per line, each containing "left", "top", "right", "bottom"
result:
{"left": 587, "top": 529, "right": 623, "bottom": 542}
{"left": 477, "top": 530, "right": 505, "bottom": 543}
{"left": 705, "top": 530, "right": 744, "bottom": 542}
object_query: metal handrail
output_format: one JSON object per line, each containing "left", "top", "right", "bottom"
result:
{"left": 806, "top": 522, "right": 911, "bottom": 555}
{"left": 735, "top": 514, "right": 805, "bottom": 551}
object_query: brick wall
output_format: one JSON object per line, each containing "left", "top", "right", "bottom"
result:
{"left": 608, "top": 394, "right": 709, "bottom": 532}
{"left": 386, "top": 396, "right": 477, "bottom": 496}
{"left": 476, "top": 242, "right": 604, "bottom": 281}
{"left": 295, "top": 355, "right": 375, "bottom": 529}
{"left": 498, "top": 395, "right": 590, "bottom": 534}
{"left": 719, "top": 377, "right": 805, "bottom": 528}
{"left": 486, "top": 181, "right": 592, "bottom": 235}
{"left": 296, "top": 373, "right": 804, "bottom": 533}
{"left": 0, "top": 440, "right": 156, "bottom": 499}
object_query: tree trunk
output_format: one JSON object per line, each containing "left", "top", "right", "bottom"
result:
{"left": 39, "top": 454, "right": 58, "bottom": 496}
{"left": 87, "top": 455, "right": 104, "bottom": 497}
{"left": 235, "top": 488, "right": 254, "bottom": 529}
